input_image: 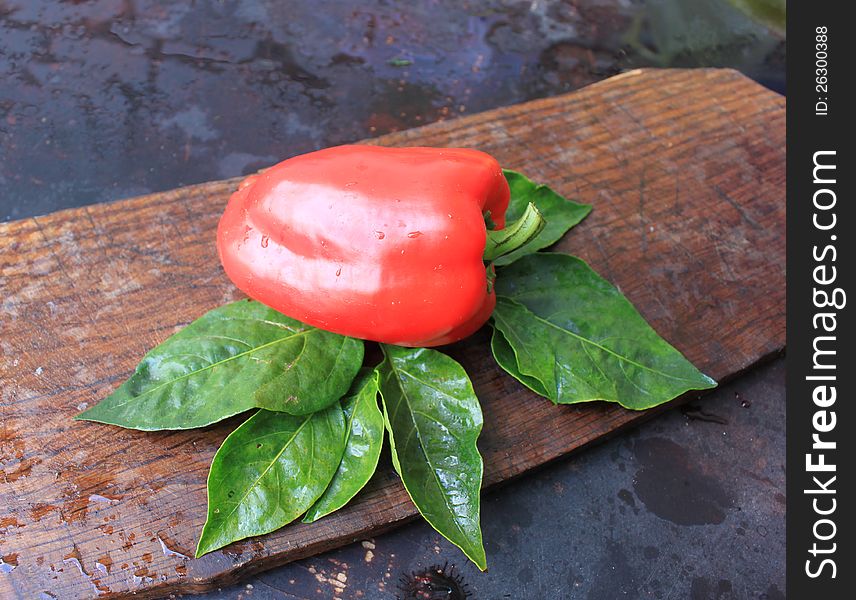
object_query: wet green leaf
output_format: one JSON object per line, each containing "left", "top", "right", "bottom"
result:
{"left": 196, "top": 405, "right": 346, "bottom": 557}
{"left": 494, "top": 170, "right": 591, "bottom": 266}
{"left": 303, "top": 370, "right": 384, "bottom": 523}
{"left": 75, "top": 299, "right": 363, "bottom": 430}
{"left": 377, "top": 345, "right": 486, "bottom": 570}
{"left": 493, "top": 253, "right": 716, "bottom": 409}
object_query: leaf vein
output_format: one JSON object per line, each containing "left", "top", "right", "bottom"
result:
{"left": 387, "top": 357, "right": 470, "bottom": 546}
{"left": 112, "top": 329, "right": 316, "bottom": 409}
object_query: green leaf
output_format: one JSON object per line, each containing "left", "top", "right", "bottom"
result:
{"left": 377, "top": 345, "right": 486, "bottom": 570}
{"left": 493, "top": 253, "right": 716, "bottom": 409}
{"left": 494, "top": 170, "right": 592, "bottom": 266}
{"left": 75, "top": 299, "right": 364, "bottom": 430}
{"left": 303, "top": 370, "right": 384, "bottom": 523}
{"left": 196, "top": 405, "right": 347, "bottom": 557}
{"left": 489, "top": 326, "right": 549, "bottom": 397}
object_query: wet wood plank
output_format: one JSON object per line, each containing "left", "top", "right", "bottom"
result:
{"left": 0, "top": 68, "right": 785, "bottom": 599}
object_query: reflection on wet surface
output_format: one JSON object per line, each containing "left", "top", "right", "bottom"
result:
{"left": 1, "top": 0, "right": 783, "bottom": 221}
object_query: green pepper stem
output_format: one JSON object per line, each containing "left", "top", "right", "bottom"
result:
{"left": 483, "top": 202, "right": 546, "bottom": 262}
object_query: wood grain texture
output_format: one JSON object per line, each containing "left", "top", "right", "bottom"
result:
{"left": 0, "top": 69, "right": 785, "bottom": 599}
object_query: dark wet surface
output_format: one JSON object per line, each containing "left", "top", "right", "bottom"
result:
{"left": 631, "top": 436, "right": 735, "bottom": 526}
{"left": 1, "top": 0, "right": 784, "bottom": 222}
{"left": 2, "top": 1, "right": 785, "bottom": 597}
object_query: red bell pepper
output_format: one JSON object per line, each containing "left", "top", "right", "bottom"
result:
{"left": 217, "top": 145, "right": 538, "bottom": 346}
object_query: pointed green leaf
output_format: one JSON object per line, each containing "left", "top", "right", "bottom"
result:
{"left": 492, "top": 253, "right": 716, "bottom": 409}
{"left": 494, "top": 170, "right": 591, "bottom": 266}
{"left": 377, "top": 345, "right": 486, "bottom": 571}
{"left": 75, "top": 299, "right": 363, "bottom": 430}
{"left": 196, "top": 405, "right": 346, "bottom": 557}
{"left": 303, "top": 370, "right": 384, "bottom": 523}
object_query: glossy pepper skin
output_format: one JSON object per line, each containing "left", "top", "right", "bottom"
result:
{"left": 217, "top": 145, "right": 510, "bottom": 346}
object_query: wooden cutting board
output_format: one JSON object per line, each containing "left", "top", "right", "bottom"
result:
{"left": 0, "top": 69, "right": 785, "bottom": 599}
